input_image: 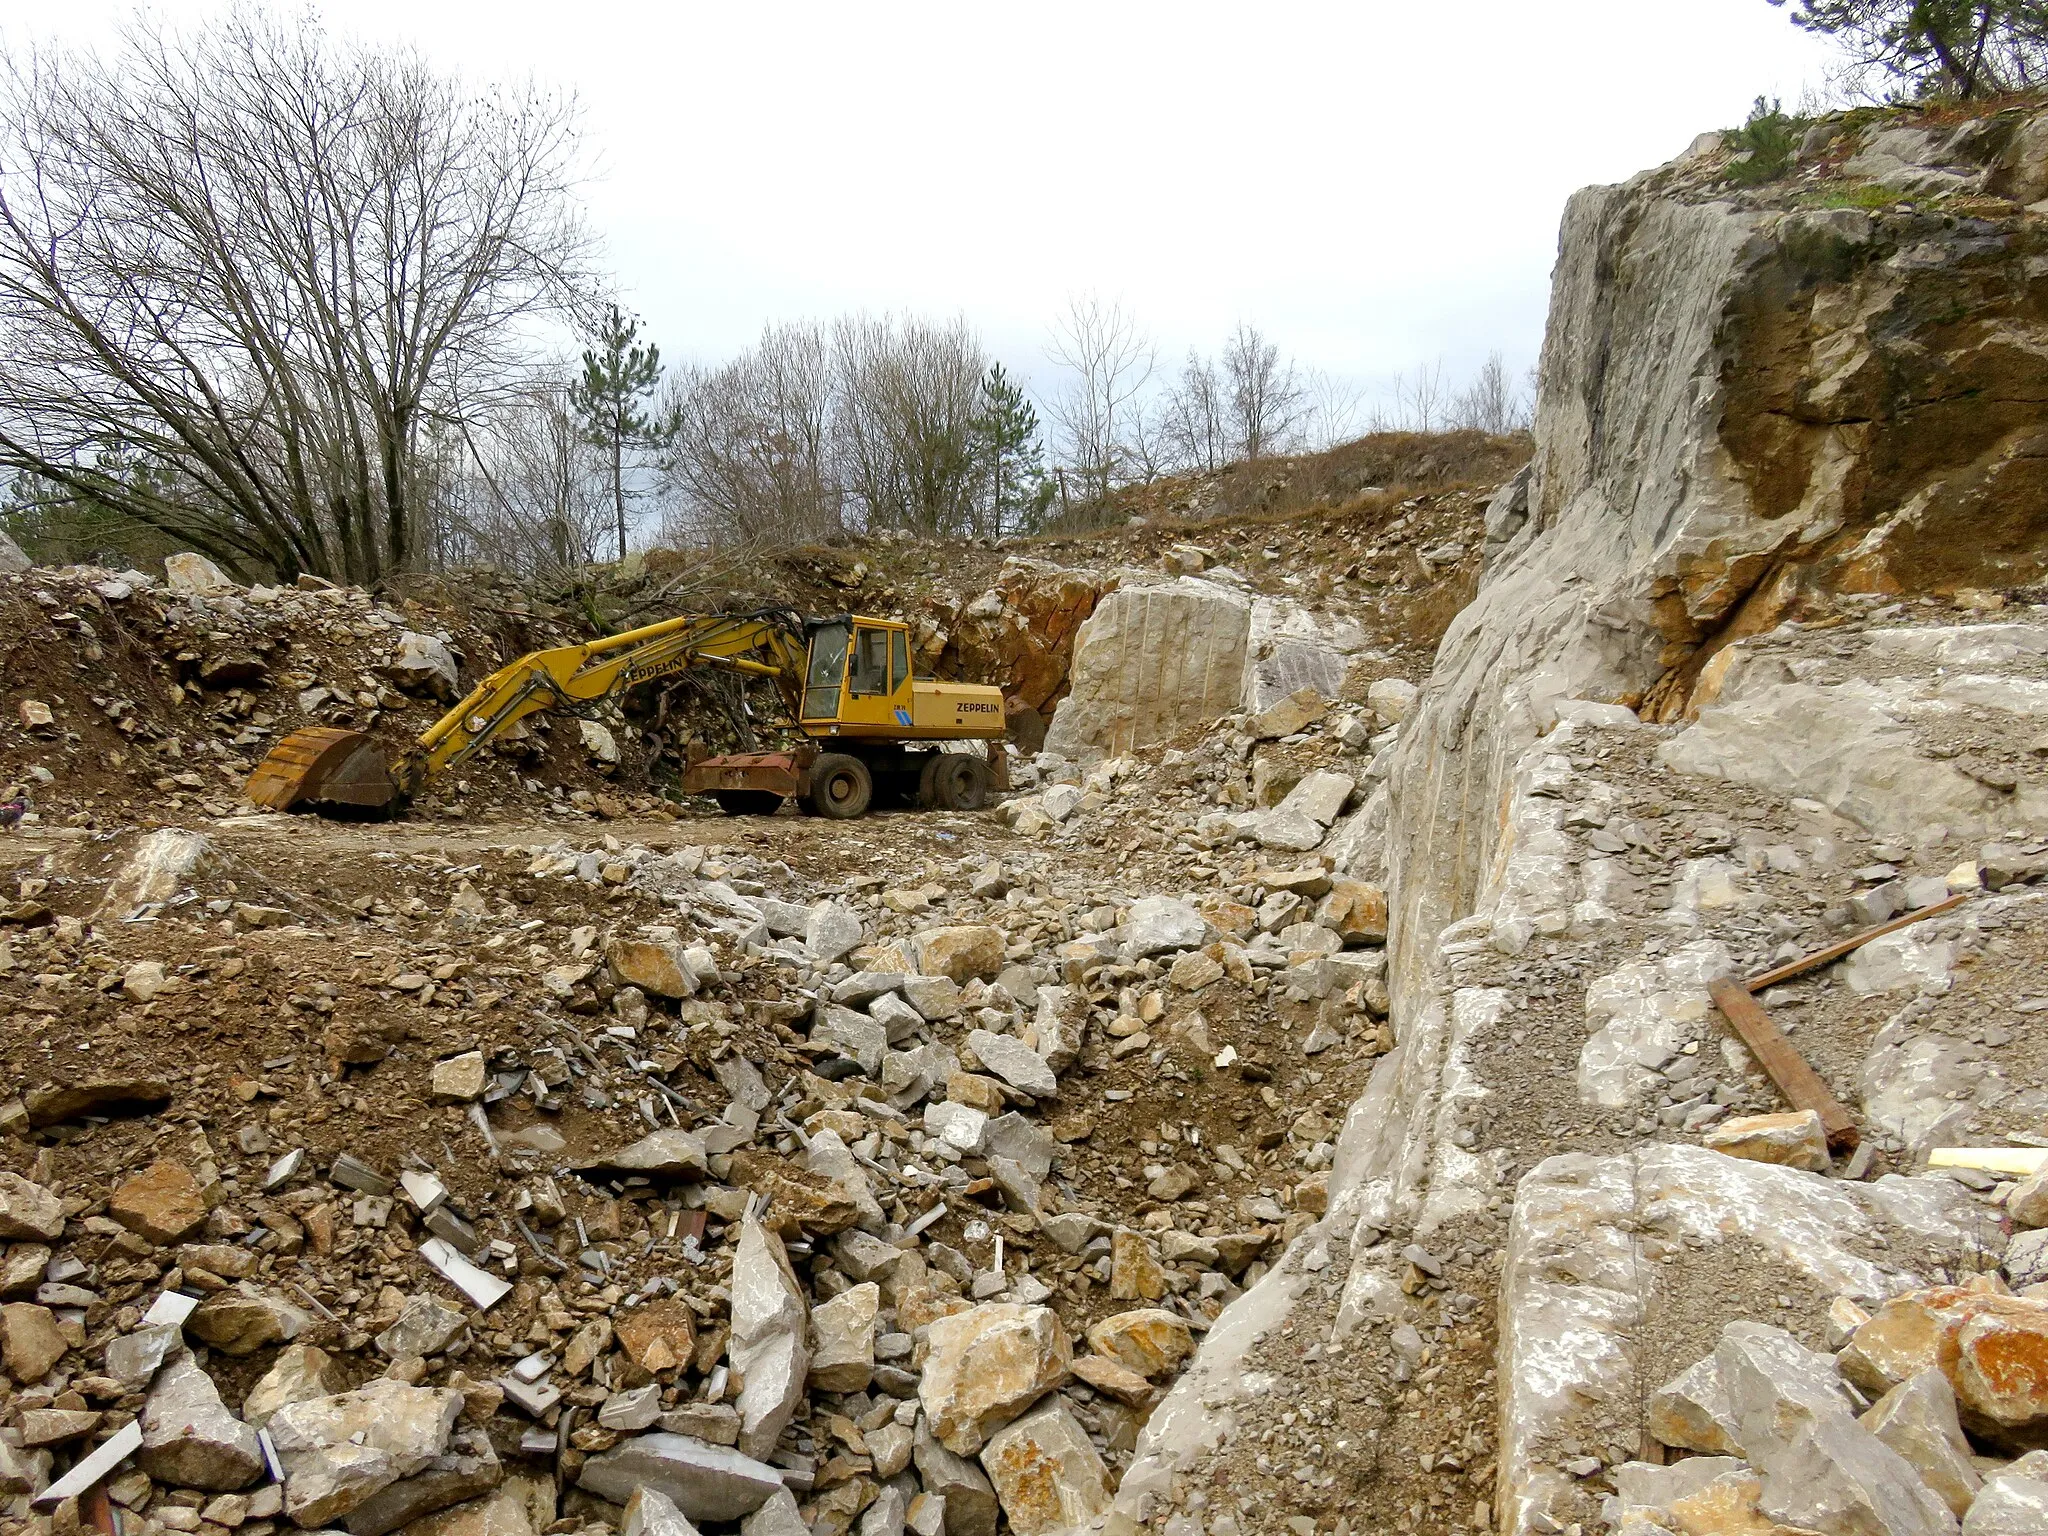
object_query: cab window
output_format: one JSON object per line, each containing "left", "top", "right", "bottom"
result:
{"left": 803, "top": 623, "right": 848, "bottom": 719}
{"left": 890, "top": 630, "right": 909, "bottom": 693}
{"left": 849, "top": 626, "right": 891, "bottom": 697}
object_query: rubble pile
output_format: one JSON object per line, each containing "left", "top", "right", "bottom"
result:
{"left": 0, "top": 555, "right": 646, "bottom": 831}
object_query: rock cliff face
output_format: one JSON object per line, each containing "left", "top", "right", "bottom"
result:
{"left": 1115, "top": 106, "right": 2048, "bottom": 1536}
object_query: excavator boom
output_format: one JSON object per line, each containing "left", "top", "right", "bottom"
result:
{"left": 243, "top": 606, "right": 1007, "bottom": 819}
{"left": 245, "top": 608, "right": 810, "bottom": 813}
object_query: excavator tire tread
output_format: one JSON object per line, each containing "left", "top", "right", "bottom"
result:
{"left": 806, "top": 753, "right": 873, "bottom": 820}
{"left": 931, "top": 752, "right": 991, "bottom": 812}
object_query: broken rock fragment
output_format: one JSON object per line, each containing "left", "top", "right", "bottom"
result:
{"left": 267, "top": 1379, "right": 462, "bottom": 1526}
{"left": 622, "top": 1485, "right": 701, "bottom": 1536}
{"left": 1702, "top": 1111, "right": 1832, "bottom": 1173}
{"left": 574, "top": 1128, "right": 708, "bottom": 1180}
{"left": 916, "top": 925, "right": 1007, "bottom": 984}
{"left": 1862, "top": 1369, "right": 1982, "bottom": 1518}
{"left": 965, "top": 1030, "right": 1058, "bottom": 1098}
{"left": 244, "top": 1342, "right": 347, "bottom": 1428}
{"left": 109, "top": 1159, "right": 209, "bottom": 1244}
{"left": 1084, "top": 1309, "right": 1194, "bottom": 1378}
{"left": 188, "top": 1284, "right": 310, "bottom": 1354}
{"left": 0, "top": 1174, "right": 64, "bottom": 1242}
{"left": 809, "top": 1281, "right": 879, "bottom": 1393}
{"left": 137, "top": 1354, "right": 263, "bottom": 1491}
{"left": 0, "top": 1302, "right": 66, "bottom": 1383}
{"left": 1714, "top": 1320, "right": 1955, "bottom": 1536}
{"left": 607, "top": 931, "right": 699, "bottom": 999}
{"left": 919, "top": 1303, "right": 1073, "bottom": 1456}
{"left": 576, "top": 1433, "right": 785, "bottom": 1523}
{"left": 729, "top": 1215, "right": 810, "bottom": 1460}
{"left": 977, "top": 1398, "right": 1114, "bottom": 1536}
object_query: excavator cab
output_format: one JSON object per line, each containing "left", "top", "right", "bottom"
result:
{"left": 803, "top": 619, "right": 913, "bottom": 731}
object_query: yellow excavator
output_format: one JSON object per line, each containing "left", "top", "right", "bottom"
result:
{"left": 242, "top": 608, "right": 1008, "bottom": 820}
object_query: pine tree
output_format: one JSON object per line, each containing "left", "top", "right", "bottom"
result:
{"left": 972, "top": 363, "right": 1053, "bottom": 538}
{"left": 571, "top": 304, "right": 666, "bottom": 561}
{"left": 1771, "top": 1, "right": 2048, "bottom": 98}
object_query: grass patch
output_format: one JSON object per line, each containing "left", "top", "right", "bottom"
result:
{"left": 1800, "top": 182, "right": 1899, "bottom": 210}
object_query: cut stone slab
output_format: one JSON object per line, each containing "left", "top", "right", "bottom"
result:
{"left": 109, "top": 1160, "right": 209, "bottom": 1244}
{"left": 919, "top": 1303, "right": 1073, "bottom": 1456}
{"left": 575, "top": 1434, "right": 785, "bottom": 1523}
{"left": 137, "top": 1353, "right": 264, "bottom": 1491}
{"left": 978, "top": 1398, "right": 1114, "bottom": 1536}
{"left": 0, "top": 1174, "right": 65, "bottom": 1242}
{"left": 729, "top": 1216, "right": 809, "bottom": 1461}
{"left": 965, "top": 1030, "right": 1058, "bottom": 1098}
{"left": 1043, "top": 578, "right": 1252, "bottom": 759}
{"left": 809, "top": 1282, "right": 878, "bottom": 1394}
{"left": 1702, "top": 1110, "right": 1832, "bottom": 1173}
{"left": 1862, "top": 1369, "right": 1982, "bottom": 1518}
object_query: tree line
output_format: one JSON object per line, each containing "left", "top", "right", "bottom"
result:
{"left": 6, "top": 2, "right": 2010, "bottom": 582}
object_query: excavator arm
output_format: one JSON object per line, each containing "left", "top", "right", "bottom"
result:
{"left": 244, "top": 608, "right": 811, "bottom": 813}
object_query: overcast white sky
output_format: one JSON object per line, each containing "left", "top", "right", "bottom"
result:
{"left": 30, "top": 1, "right": 1841, "bottom": 410}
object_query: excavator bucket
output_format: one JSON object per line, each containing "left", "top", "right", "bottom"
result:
{"left": 243, "top": 727, "right": 402, "bottom": 813}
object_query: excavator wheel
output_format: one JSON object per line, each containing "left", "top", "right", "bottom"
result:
{"left": 915, "top": 753, "right": 945, "bottom": 809}
{"left": 805, "top": 753, "right": 873, "bottom": 820}
{"left": 712, "top": 790, "right": 784, "bottom": 817}
{"left": 930, "top": 753, "right": 991, "bottom": 812}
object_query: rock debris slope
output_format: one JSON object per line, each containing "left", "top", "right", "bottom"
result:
{"left": 1111, "top": 99, "right": 2048, "bottom": 1536}
{"left": 11, "top": 96, "right": 2048, "bottom": 1536}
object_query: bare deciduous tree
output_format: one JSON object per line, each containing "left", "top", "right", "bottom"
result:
{"left": 1160, "top": 352, "right": 1229, "bottom": 474}
{"left": 831, "top": 314, "right": 985, "bottom": 536}
{"left": 1448, "top": 351, "right": 1532, "bottom": 434}
{"left": 1221, "top": 324, "right": 1306, "bottom": 460}
{"left": 443, "top": 383, "right": 610, "bottom": 577}
{"left": 662, "top": 323, "right": 840, "bottom": 548}
{"left": 1045, "top": 296, "right": 1154, "bottom": 501}
{"left": 0, "top": 10, "right": 591, "bottom": 583}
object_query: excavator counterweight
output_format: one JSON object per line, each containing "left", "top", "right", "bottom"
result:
{"left": 243, "top": 609, "right": 1007, "bottom": 819}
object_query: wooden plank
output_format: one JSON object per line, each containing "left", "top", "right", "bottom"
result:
{"left": 1742, "top": 892, "right": 1966, "bottom": 993}
{"left": 1707, "top": 974, "right": 1860, "bottom": 1153}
